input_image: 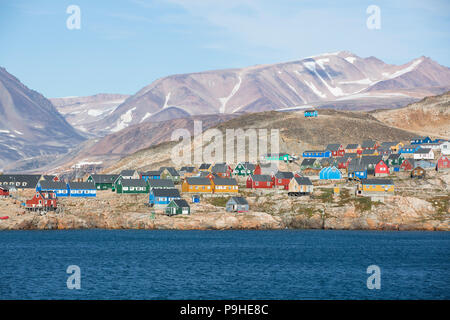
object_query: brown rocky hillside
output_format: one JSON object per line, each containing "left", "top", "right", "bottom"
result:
{"left": 373, "top": 91, "right": 450, "bottom": 139}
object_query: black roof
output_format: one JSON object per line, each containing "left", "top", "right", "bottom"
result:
{"left": 152, "top": 188, "right": 180, "bottom": 197}
{"left": 38, "top": 181, "right": 67, "bottom": 190}
{"left": 345, "top": 143, "right": 359, "bottom": 149}
{"left": 293, "top": 177, "right": 313, "bottom": 185}
{"left": 141, "top": 170, "right": 162, "bottom": 176}
{"left": 148, "top": 179, "right": 175, "bottom": 188}
{"left": 415, "top": 148, "right": 432, "bottom": 154}
{"left": 171, "top": 199, "right": 190, "bottom": 208}
{"left": 186, "top": 177, "right": 211, "bottom": 185}
{"left": 213, "top": 178, "right": 238, "bottom": 186}
{"left": 388, "top": 153, "right": 401, "bottom": 160}
{"left": 89, "top": 174, "right": 119, "bottom": 184}
{"left": 68, "top": 182, "right": 96, "bottom": 189}
{"left": 0, "top": 174, "right": 41, "bottom": 189}
{"left": 239, "top": 162, "right": 256, "bottom": 170}
{"left": 180, "top": 166, "right": 195, "bottom": 173}
{"left": 361, "top": 179, "right": 393, "bottom": 185}
{"left": 274, "top": 171, "right": 294, "bottom": 179}
{"left": 228, "top": 197, "right": 248, "bottom": 205}
{"left": 160, "top": 167, "right": 180, "bottom": 176}
{"left": 120, "top": 170, "right": 137, "bottom": 176}
{"left": 361, "top": 140, "right": 376, "bottom": 148}
{"left": 251, "top": 174, "right": 272, "bottom": 182}
{"left": 211, "top": 163, "right": 229, "bottom": 173}
{"left": 326, "top": 144, "right": 341, "bottom": 152}
{"left": 43, "top": 175, "right": 58, "bottom": 181}
{"left": 301, "top": 158, "right": 317, "bottom": 166}
{"left": 199, "top": 163, "right": 211, "bottom": 170}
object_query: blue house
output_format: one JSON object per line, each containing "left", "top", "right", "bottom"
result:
{"left": 140, "top": 170, "right": 162, "bottom": 181}
{"left": 319, "top": 166, "right": 342, "bottom": 180}
{"left": 149, "top": 188, "right": 180, "bottom": 206}
{"left": 36, "top": 181, "right": 69, "bottom": 197}
{"left": 304, "top": 110, "right": 318, "bottom": 117}
{"left": 400, "top": 145, "right": 420, "bottom": 154}
{"left": 410, "top": 136, "right": 431, "bottom": 145}
{"left": 67, "top": 182, "right": 97, "bottom": 197}
{"left": 302, "top": 150, "right": 331, "bottom": 158}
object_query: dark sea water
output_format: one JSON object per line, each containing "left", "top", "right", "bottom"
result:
{"left": 0, "top": 230, "right": 449, "bottom": 300}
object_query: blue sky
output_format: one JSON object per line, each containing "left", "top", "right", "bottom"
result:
{"left": 1, "top": 0, "right": 449, "bottom": 97}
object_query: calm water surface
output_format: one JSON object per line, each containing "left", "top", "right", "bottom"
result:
{"left": 0, "top": 230, "right": 449, "bottom": 299}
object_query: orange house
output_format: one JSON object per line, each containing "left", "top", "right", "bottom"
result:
{"left": 213, "top": 178, "right": 239, "bottom": 194}
{"left": 182, "top": 177, "right": 213, "bottom": 193}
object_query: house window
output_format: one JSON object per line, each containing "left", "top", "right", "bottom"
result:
{"left": 255, "top": 182, "right": 259, "bottom": 186}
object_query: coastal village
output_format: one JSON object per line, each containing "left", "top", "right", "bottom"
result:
{"left": 0, "top": 111, "right": 449, "bottom": 230}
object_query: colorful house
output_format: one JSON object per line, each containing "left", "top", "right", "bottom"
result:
{"left": 361, "top": 140, "right": 379, "bottom": 150}
{"left": 41, "top": 175, "right": 60, "bottom": 182}
{"left": 115, "top": 179, "right": 149, "bottom": 194}
{"left": 213, "top": 178, "right": 239, "bottom": 193}
{"left": 140, "top": 170, "right": 162, "bottom": 181}
{"left": 179, "top": 166, "right": 197, "bottom": 178}
{"left": 304, "top": 110, "right": 318, "bottom": 117}
{"left": 160, "top": 167, "right": 181, "bottom": 183}
{"left": 436, "top": 155, "right": 450, "bottom": 171}
{"left": 374, "top": 160, "right": 389, "bottom": 177}
{"left": 233, "top": 162, "right": 256, "bottom": 176}
{"left": 348, "top": 159, "right": 367, "bottom": 179}
{"left": 410, "top": 136, "right": 431, "bottom": 145}
{"left": 87, "top": 174, "right": 119, "bottom": 190}
{"left": 211, "top": 163, "right": 232, "bottom": 178}
{"left": 337, "top": 155, "right": 352, "bottom": 170}
{"left": 411, "top": 167, "right": 425, "bottom": 179}
{"left": 386, "top": 154, "right": 404, "bottom": 166}
{"left": 345, "top": 144, "right": 360, "bottom": 154}
{"left": 199, "top": 163, "right": 212, "bottom": 172}
{"left": 288, "top": 177, "right": 313, "bottom": 195}
{"left": 319, "top": 166, "right": 342, "bottom": 180}
{"left": 326, "top": 144, "right": 345, "bottom": 157}
{"left": 246, "top": 175, "right": 274, "bottom": 189}
{"left": 272, "top": 171, "right": 294, "bottom": 190}
{"left": 361, "top": 149, "right": 379, "bottom": 156}
{"left": 0, "top": 186, "right": 9, "bottom": 197}
{"left": 226, "top": 197, "right": 249, "bottom": 212}
{"left": 119, "top": 170, "right": 140, "bottom": 180}
{"left": 25, "top": 191, "right": 57, "bottom": 210}
{"left": 165, "top": 199, "right": 190, "bottom": 216}
{"left": 400, "top": 159, "right": 414, "bottom": 171}
{"left": 400, "top": 145, "right": 420, "bottom": 155}
{"left": 147, "top": 179, "right": 175, "bottom": 190}
{"left": 439, "top": 141, "right": 450, "bottom": 155}
{"left": 182, "top": 177, "right": 213, "bottom": 193}
{"left": 414, "top": 160, "right": 435, "bottom": 170}
{"left": 302, "top": 150, "right": 331, "bottom": 158}
{"left": 357, "top": 179, "right": 394, "bottom": 196}
{"left": 149, "top": 188, "right": 181, "bottom": 206}
{"left": 300, "top": 158, "right": 321, "bottom": 170}
{"left": 0, "top": 174, "right": 41, "bottom": 190}
{"left": 254, "top": 163, "right": 279, "bottom": 175}
{"left": 67, "top": 182, "right": 97, "bottom": 197}
{"left": 413, "top": 148, "right": 434, "bottom": 160}
{"left": 36, "top": 181, "right": 69, "bottom": 197}
{"left": 263, "top": 153, "right": 293, "bottom": 162}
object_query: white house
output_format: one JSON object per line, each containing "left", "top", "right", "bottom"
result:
{"left": 440, "top": 141, "right": 450, "bottom": 155}
{"left": 413, "top": 148, "right": 434, "bottom": 160}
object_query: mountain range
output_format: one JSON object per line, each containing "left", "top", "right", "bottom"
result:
{"left": 1, "top": 51, "right": 450, "bottom": 172}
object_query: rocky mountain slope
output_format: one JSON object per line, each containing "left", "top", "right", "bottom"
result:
{"left": 51, "top": 94, "right": 130, "bottom": 137}
{"left": 0, "top": 67, "right": 85, "bottom": 170}
{"left": 97, "top": 51, "right": 450, "bottom": 133}
{"left": 104, "top": 108, "right": 420, "bottom": 174}
{"left": 373, "top": 91, "right": 450, "bottom": 139}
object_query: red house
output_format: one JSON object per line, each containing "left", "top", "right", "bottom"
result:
{"left": 337, "top": 157, "right": 352, "bottom": 170}
{"left": 400, "top": 159, "right": 414, "bottom": 171}
{"left": 326, "top": 144, "right": 345, "bottom": 157}
{"left": 375, "top": 160, "right": 389, "bottom": 177}
{"left": 25, "top": 191, "right": 58, "bottom": 210}
{"left": 246, "top": 175, "right": 274, "bottom": 189}
{"left": 0, "top": 186, "right": 9, "bottom": 197}
{"left": 272, "top": 171, "right": 294, "bottom": 190}
{"left": 436, "top": 155, "right": 450, "bottom": 171}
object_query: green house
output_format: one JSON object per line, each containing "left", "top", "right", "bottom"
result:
{"left": 165, "top": 199, "right": 190, "bottom": 216}
{"left": 87, "top": 174, "right": 120, "bottom": 190}
{"left": 233, "top": 162, "right": 256, "bottom": 176}
{"left": 387, "top": 154, "right": 404, "bottom": 166}
{"left": 300, "top": 158, "right": 321, "bottom": 170}
{"left": 115, "top": 178, "right": 149, "bottom": 194}
{"left": 159, "top": 167, "right": 181, "bottom": 184}
{"left": 263, "top": 153, "right": 292, "bottom": 162}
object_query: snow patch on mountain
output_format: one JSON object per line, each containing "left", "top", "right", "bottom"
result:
{"left": 111, "top": 107, "right": 136, "bottom": 132}
{"left": 219, "top": 75, "right": 242, "bottom": 113}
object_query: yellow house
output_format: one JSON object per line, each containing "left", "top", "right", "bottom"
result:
{"left": 391, "top": 142, "right": 404, "bottom": 153}
{"left": 213, "top": 178, "right": 239, "bottom": 194}
{"left": 288, "top": 177, "right": 313, "bottom": 194}
{"left": 357, "top": 178, "right": 394, "bottom": 196}
{"left": 182, "top": 177, "right": 213, "bottom": 193}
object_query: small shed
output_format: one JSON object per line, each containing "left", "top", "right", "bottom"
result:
{"left": 191, "top": 194, "right": 200, "bottom": 203}
{"left": 226, "top": 197, "right": 249, "bottom": 212}
{"left": 411, "top": 166, "right": 425, "bottom": 179}
{"left": 0, "top": 186, "right": 9, "bottom": 197}
{"left": 165, "top": 199, "right": 190, "bottom": 216}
